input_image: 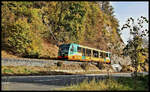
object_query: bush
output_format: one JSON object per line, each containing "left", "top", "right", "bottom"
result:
{"left": 23, "top": 52, "right": 40, "bottom": 58}
{"left": 137, "top": 74, "right": 149, "bottom": 82}
{"left": 7, "top": 18, "right": 31, "bottom": 54}
{"left": 57, "top": 62, "right": 64, "bottom": 67}
{"left": 121, "top": 65, "right": 135, "bottom": 72}
{"left": 120, "top": 65, "right": 128, "bottom": 72}
{"left": 80, "top": 62, "right": 90, "bottom": 70}
{"left": 5, "top": 18, "right": 42, "bottom": 58}
{"left": 96, "top": 62, "right": 105, "bottom": 69}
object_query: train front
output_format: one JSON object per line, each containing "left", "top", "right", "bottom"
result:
{"left": 58, "top": 44, "right": 70, "bottom": 59}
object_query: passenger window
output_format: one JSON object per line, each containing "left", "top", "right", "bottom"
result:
{"left": 99, "top": 52, "right": 101, "bottom": 58}
{"left": 86, "top": 49, "right": 91, "bottom": 56}
{"left": 93, "top": 50, "right": 99, "bottom": 57}
{"left": 77, "top": 47, "right": 82, "bottom": 52}
{"left": 82, "top": 48, "right": 85, "bottom": 56}
{"left": 100, "top": 52, "right": 102, "bottom": 58}
{"left": 103, "top": 53, "right": 106, "bottom": 58}
{"left": 106, "top": 53, "right": 109, "bottom": 57}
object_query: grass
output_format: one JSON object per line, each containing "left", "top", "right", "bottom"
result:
{"left": 1, "top": 50, "right": 19, "bottom": 58}
{"left": 2, "top": 65, "right": 148, "bottom": 91}
{"left": 2, "top": 61, "right": 105, "bottom": 75}
{"left": 1, "top": 66, "right": 106, "bottom": 75}
{"left": 2, "top": 66, "right": 40, "bottom": 75}
{"left": 2, "top": 65, "right": 115, "bottom": 76}
{"left": 60, "top": 75, "right": 149, "bottom": 91}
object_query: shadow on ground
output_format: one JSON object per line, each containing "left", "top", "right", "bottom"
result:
{"left": 2, "top": 74, "right": 107, "bottom": 87}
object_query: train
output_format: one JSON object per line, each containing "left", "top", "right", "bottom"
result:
{"left": 58, "top": 43, "right": 111, "bottom": 64}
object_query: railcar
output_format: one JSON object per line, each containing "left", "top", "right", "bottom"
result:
{"left": 58, "top": 43, "right": 111, "bottom": 64}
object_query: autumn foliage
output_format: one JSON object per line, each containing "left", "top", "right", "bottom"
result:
{"left": 2, "top": 1, "right": 122, "bottom": 58}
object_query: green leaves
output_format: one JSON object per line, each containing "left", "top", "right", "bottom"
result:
{"left": 2, "top": 1, "right": 122, "bottom": 58}
{"left": 122, "top": 16, "right": 149, "bottom": 80}
{"left": 2, "top": 1, "right": 43, "bottom": 57}
{"left": 7, "top": 19, "right": 30, "bottom": 54}
{"left": 42, "top": 2, "right": 88, "bottom": 43}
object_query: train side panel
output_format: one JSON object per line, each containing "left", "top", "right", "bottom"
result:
{"left": 68, "top": 44, "right": 82, "bottom": 61}
{"left": 58, "top": 43, "right": 111, "bottom": 64}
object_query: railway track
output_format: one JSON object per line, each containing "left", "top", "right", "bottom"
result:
{"left": 1, "top": 58, "right": 84, "bottom": 67}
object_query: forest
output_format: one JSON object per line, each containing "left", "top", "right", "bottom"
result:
{"left": 2, "top": 1, "right": 123, "bottom": 58}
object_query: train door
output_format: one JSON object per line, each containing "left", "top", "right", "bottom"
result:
{"left": 68, "top": 44, "right": 76, "bottom": 60}
{"left": 103, "top": 52, "right": 106, "bottom": 62}
{"left": 70, "top": 45, "right": 74, "bottom": 55}
{"left": 82, "top": 48, "right": 86, "bottom": 60}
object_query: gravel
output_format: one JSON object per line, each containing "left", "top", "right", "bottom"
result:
{"left": 2, "top": 58, "right": 83, "bottom": 67}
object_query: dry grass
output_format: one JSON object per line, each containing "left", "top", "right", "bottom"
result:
{"left": 2, "top": 66, "right": 44, "bottom": 75}
{"left": 2, "top": 63, "right": 114, "bottom": 75}
{"left": 1, "top": 66, "right": 75, "bottom": 75}
{"left": 1, "top": 50, "right": 19, "bottom": 58}
{"left": 60, "top": 75, "right": 149, "bottom": 91}
{"left": 1, "top": 39, "right": 59, "bottom": 59}
{"left": 40, "top": 40, "right": 58, "bottom": 58}
{"left": 121, "top": 64, "right": 149, "bottom": 72}
{"left": 60, "top": 78, "right": 130, "bottom": 91}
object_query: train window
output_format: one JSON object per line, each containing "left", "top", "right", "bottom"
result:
{"left": 103, "top": 53, "right": 106, "bottom": 58}
{"left": 93, "top": 50, "right": 99, "bottom": 57}
{"left": 106, "top": 53, "right": 109, "bottom": 57}
{"left": 100, "top": 52, "right": 103, "bottom": 58}
{"left": 77, "top": 47, "right": 82, "bottom": 52}
{"left": 82, "top": 48, "right": 86, "bottom": 56}
{"left": 99, "top": 52, "right": 101, "bottom": 58}
{"left": 100, "top": 52, "right": 106, "bottom": 58}
{"left": 86, "top": 49, "right": 91, "bottom": 56}
{"left": 89, "top": 49, "right": 91, "bottom": 56}
{"left": 60, "top": 46, "right": 69, "bottom": 52}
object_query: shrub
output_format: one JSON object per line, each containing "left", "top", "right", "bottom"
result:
{"left": 121, "top": 65, "right": 128, "bottom": 72}
{"left": 96, "top": 62, "right": 105, "bottom": 69}
{"left": 61, "top": 78, "right": 131, "bottom": 90}
{"left": 3, "top": 69, "right": 14, "bottom": 74}
{"left": 57, "top": 62, "right": 64, "bottom": 67}
{"left": 23, "top": 35, "right": 42, "bottom": 58}
{"left": 5, "top": 18, "right": 42, "bottom": 58}
{"left": 7, "top": 18, "right": 31, "bottom": 55}
{"left": 80, "top": 62, "right": 90, "bottom": 70}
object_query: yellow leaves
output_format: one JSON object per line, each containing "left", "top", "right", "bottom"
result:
{"left": 15, "top": 18, "right": 30, "bottom": 31}
{"left": 50, "top": 2, "right": 57, "bottom": 7}
{"left": 2, "top": 1, "right": 122, "bottom": 58}
{"left": 137, "top": 53, "right": 146, "bottom": 63}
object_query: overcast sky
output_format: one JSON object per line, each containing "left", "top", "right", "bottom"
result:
{"left": 110, "top": 1, "right": 149, "bottom": 44}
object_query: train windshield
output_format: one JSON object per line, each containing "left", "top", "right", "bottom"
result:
{"left": 60, "top": 46, "right": 69, "bottom": 52}
{"left": 59, "top": 44, "right": 70, "bottom": 53}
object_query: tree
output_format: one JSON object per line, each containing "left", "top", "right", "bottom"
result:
{"left": 42, "top": 2, "right": 87, "bottom": 44}
{"left": 121, "top": 16, "right": 149, "bottom": 89}
{"left": 1, "top": 1, "right": 43, "bottom": 57}
{"left": 101, "top": 1, "right": 114, "bottom": 16}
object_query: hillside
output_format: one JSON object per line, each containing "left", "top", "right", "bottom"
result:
{"left": 2, "top": 1, "right": 125, "bottom": 61}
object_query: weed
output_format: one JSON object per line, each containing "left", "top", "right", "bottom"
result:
{"left": 3, "top": 69, "right": 13, "bottom": 74}
{"left": 60, "top": 76, "right": 148, "bottom": 91}
{"left": 96, "top": 62, "right": 105, "bottom": 69}
{"left": 80, "top": 62, "right": 89, "bottom": 70}
{"left": 57, "top": 62, "right": 64, "bottom": 67}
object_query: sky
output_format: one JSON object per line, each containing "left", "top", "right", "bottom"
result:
{"left": 110, "top": 1, "right": 149, "bottom": 45}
